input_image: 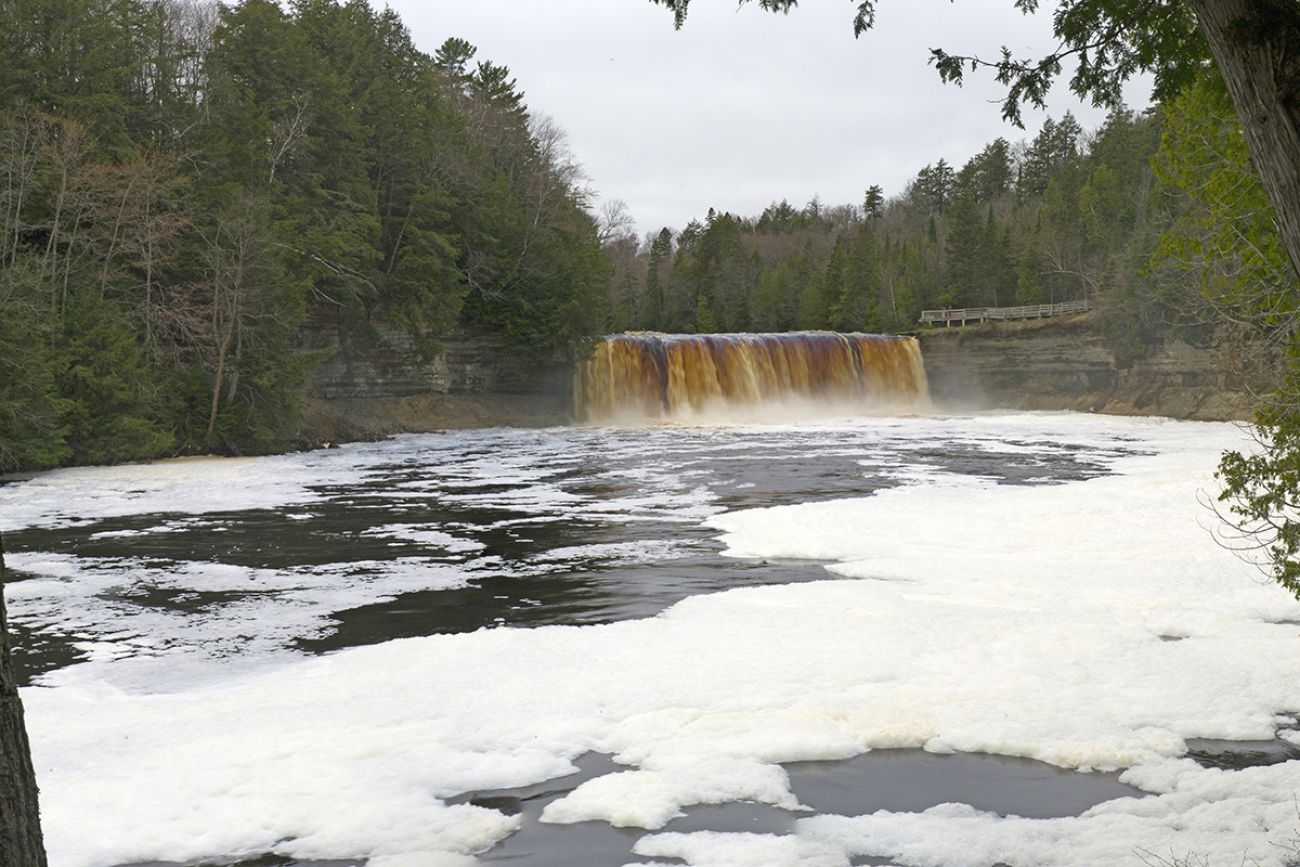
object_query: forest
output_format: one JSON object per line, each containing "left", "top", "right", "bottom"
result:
{"left": 0, "top": 0, "right": 1292, "bottom": 476}
{"left": 0, "top": 0, "right": 609, "bottom": 472}
{"left": 599, "top": 74, "right": 1293, "bottom": 376}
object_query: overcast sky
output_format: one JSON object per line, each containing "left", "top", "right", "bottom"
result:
{"left": 375, "top": 0, "right": 1152, "bottom": 237}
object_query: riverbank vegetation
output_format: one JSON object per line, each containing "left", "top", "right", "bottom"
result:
{"left": 0, "top": 0, "right": 608, "bottom": 472}
{"left": 599, "top": 69, "right": 1294, "bottom": 377}
{"left": 0, "top": 0, "right": 1294, "bottom": 492}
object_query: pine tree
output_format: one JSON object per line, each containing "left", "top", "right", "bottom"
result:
{"left": 642, "top": 228, "right": 672, "bottom": 329}
{"left": 863, "top": 185, "right": 885, "bottom": 219}
{"left": 944, "top": 187, "right": 982, "bottom": 307}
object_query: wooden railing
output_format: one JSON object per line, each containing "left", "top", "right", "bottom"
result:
{"left": 919, "top": 298, "right": 1093, "bottom": 326}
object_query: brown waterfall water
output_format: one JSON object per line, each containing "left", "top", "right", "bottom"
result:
{"left": 574, "top": 332, "right": 929, "bottom": 422}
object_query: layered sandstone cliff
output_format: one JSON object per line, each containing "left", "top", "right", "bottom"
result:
{"left": 298, "top": 315, "right": 571, "bottom": 442}
{"left": 917, "top": 315, "right": 1269, "bottom": 421}
{"left": 296, "top": 313, "right": 1271, "bottom": 442}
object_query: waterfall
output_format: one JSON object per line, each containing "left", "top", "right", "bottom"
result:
{"left": 574, "top": 332, "right": 929, "bottom": 422}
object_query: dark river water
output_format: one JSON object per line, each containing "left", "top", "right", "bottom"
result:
{"left": 3, "top": 419, "right": 1134, "bottom": 685}
{"left": 1, "top": 417, "right": 1190, "bottom": 866}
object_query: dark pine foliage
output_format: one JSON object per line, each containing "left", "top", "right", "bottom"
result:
{"left": 0, "top": 0, "right": 609, "bottom": 471}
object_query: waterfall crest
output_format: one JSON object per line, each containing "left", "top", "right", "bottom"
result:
{"left": 575, "top": 332, "right": 929, "bottom": 423}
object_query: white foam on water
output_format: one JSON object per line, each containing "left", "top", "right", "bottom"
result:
{"left": 362, "top": 523, "right": 486, "bottom": 554}
{"left": 784, "top": 754, "right": 1300, "bottom": 864}
{"left": 87, "top": 524, "right": 184, "bottom": 539}
{"left": 534, "top": 540, "right": 689, "bottom": 565}
{"left": 631, "top": 830, "right": 851, "bottom": 866}
{"left": 14, "top": 413, "right": 1300, "bottom": 866}
{"left": 7, "top": 552, "right": 470, "bottom": 691}
{"left": 0, "top": 451, "right": 362, "bottom": 532}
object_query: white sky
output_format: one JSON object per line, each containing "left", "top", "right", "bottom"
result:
{"left": 375, "top": 0, "right": 1152, "bottom": 237}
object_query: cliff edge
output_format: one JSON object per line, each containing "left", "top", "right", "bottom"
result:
{"left": 917, "top": 314, "right": 1271, "bottom": 421}
{"left": 298, "top": 313, "right": 572, "bottom": 443}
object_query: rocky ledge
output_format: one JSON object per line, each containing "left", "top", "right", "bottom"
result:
{"left": 917, "top": 314, "right": 1272, "bottom": 421}
{"left": 298, "top": 314, "right": 571, "bottom": 443}
{"left": 297, "top": 312, "right": 1273, "bottom": 442}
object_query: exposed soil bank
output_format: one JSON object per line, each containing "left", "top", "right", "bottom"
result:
{"left": 917, "top": 314, "right": 1272, "bottom": 421}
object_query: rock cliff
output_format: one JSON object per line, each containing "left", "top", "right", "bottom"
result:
{"left": 917, "top": 314, "right": 1270, "bottom": 421}
{"left": 297, "top": 312, "right": 1272, "bottom": 442}
{"left": 298, "top": 313, "right": 571, "bottom": 442}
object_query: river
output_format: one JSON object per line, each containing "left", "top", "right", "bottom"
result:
{"left": 3, "top": 412, "right": 1300, "bottom": 866}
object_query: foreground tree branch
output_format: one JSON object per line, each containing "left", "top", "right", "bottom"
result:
{"left": 650, "top": 0, "right": 1300, "bottom": 283}
{"left": 1186, "top": 0, "right": 1300, "bottom": 282}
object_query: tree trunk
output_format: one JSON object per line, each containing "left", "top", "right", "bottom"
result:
{"left": 206, "top": 331, "right": 229, "bottom": 446}
{"left": 0, "top": 534, "right": 47, "bottom": 866}
{"left": 1188, "top": 0, "right": 1300, "bottom": 282}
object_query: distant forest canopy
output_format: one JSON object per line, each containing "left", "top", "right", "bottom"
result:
{"left": 0, "top": 0, "right": 609, "bottom": 471}
{"left": 0, "top": 0, "right": 1289, "bottom": 475}
{"left": 598, "top": 70, "right": 1294, "bottom": 372}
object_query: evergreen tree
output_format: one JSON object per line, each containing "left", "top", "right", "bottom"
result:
{"left": 831, "top": 224, "right": 879, "bottom": 330}
{"left": 944, "top": 186, "right": 982, "bottom": 307}
{"left": 56, "top": 297, "right": 174, "bottom": 464}
{"left": 913, "top": 159, "right": 955, "bottom": 215}
{"left": 642, "top": 228, "right": 672, "bottom": 329}
{"left": 971, "top": 138, "right": 1013, "bottom": 200}
{"left": 863, "top": 185, "right": 884, "bottom": 219}
{"left": 0, "top": 260, "right": 68, "bottom": 472}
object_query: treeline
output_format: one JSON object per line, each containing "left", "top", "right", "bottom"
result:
{"left": 599, "top": 69, "right": 1294, "bottom": 371}
{"left": 1, "top": 1, "right": 1288, "bottom": 475}
{"left": 0, "top": 0, "right": 608, "bottom": 472}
